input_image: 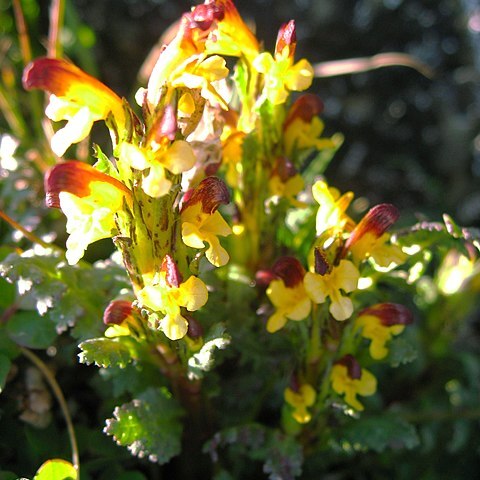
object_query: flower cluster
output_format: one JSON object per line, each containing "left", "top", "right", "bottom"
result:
{"left": 23, "top": 0, "right": 414, "bottom": 435}
{"left": 262, "top": 182, "right": 413, "bottom": 415}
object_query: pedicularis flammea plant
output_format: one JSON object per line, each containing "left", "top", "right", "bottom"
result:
{"left": 1, "top": 1, "right": 479, "bottom": 479}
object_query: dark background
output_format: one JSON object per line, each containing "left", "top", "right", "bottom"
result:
{"left": 57, "top": 0, "right": 480, "bottom": 227}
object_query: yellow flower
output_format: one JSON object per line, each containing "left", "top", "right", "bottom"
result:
{"left": 331, "top": 355, "right": 377, "bottom": 411}
{"left": 103, "top": 300, "right": 143, "bottom": 338}
{"left": 284, "top": 117, "right": 337, "bottom": 157}
{"left": 137, "top": 256, "right": 208, "bottom": 340}
{"left": 253, "top": 21, "right": 313, "bottom": 105}
{"left": 268, "top": 157, "right": 305, "bottom": 207}
{"left": 304, "top": 259, "right": 359, "bottom": 321}
{"left": 181, "top": 177, "right": 232, "bottom": 267}
{"left": 120, "top": 140, "right": 196, "bottom": 198}
{"left": 23, "top": 58, "right": 126, "bottom": 156}
{"left": 355, "top": 303, "right": 413, "bottom": 359}
{"left": 283, "top": 94, "right": 337, "bottom": 156}
{"left": 344, "top": 204, "right": 406, "bottom": 267}
{"left": 203, "top": 0, "right": 260, "bottom": 61}
{"left": 146, "top": 18, "right": 229, "bottom": 110}
{"left": 264, "top": 257, "right": 311, "bottom": 332}
{"left": 312, "top": 180, "right": 354, "bottom": 236}
{"left": 284, "top": 383, "right": 316, "bottom": 424}
{"left": 44, "top": 161, "right": 132, "bottom": 265}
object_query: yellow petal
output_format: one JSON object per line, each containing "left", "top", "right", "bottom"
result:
{"left": 142, "top": 165, "right": 172, "bottom": 198}
{"left": 285, "top": 59, "right": 314, "bottom": 92}
{"left": 202, "top": 211, "right": 233, "bottom": 237}
{"left": 266, "top": 311, "right": 287, "bottom": 333}
{"left": 303, "top": 272, "right": 327, "bottom": 304}
{"left": 300, "top": 384, "right": 316, "bottom": 406}
{"left": 162, "top": 140, "right": 196, "bottom": 174}
{"left": 204, "top": 234, "right": 230, "bottom": 267}
{"left": 329, "top": 291, "right": 354, "bottom": 321}
{"left": 137, "top": 284, "right": 165, "bottom": 312}
{"left": 182, "top": 222, "right": 207, "bottom": 249}
{"left": 253, "top": 52, "right": 274, "bottom": 74}
{"left": 335, "top": 260, "right": 359, "bottom": 293}
{"left": 287, "top": 295, "right": 311, "bottom": 321}
{"left": 174, "top": 276, "right": 208, "bottom": 311}
{"left": 162, "top": 312, "right": 188, "bottom": 340}
{"left": 50, "top": 107, "right": 95, "bottom": 156}
{"left": 120, "top": 143, "right": 150, "bottom": 170}
{"left": 357, "top": 369, "right": 377, "bottom": 396}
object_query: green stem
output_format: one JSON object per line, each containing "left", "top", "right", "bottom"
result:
{"left": 0, "top": 83, "right": 28, "bottom": 139}
{"left": 48, "top": 0, "right": 66, "bottom": 59}
{"left": 0, "top": 209, "right": 63, "bottom": 252}
{"left": 12, "top": 0, "right": 32, "bottom": 65}
{"left": 20, "top": 347, "right": 80, "bottom": 478}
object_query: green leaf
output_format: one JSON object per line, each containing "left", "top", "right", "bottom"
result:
{"left": 388, "top": 336, "right": 418, "bottom": 367}
{"left": 93, "top": 144, "right": 121, "bottom": 180}
{"left": 204, "top": 424, "right": 303, "bottom": 480}
{"left": 0, "top": 472, "right": 19, "bottom": 480}
{"left": 33, "top": 458, "right": 77, "bottom": 480}
{"left": 0, "top": 277, "right": 15, "bottom": 308}
{"left": 104, "top": 387, "right": 183, "bottom": 464}
{"left": 116, "top": 472, "right": 148, "bottom": 480}
{"left": 78, "top": 337, "right": 138, "bottom": 368}
{"left": 187, "top": 324, "right": 231, "bottom": 379}
{"left": 336, "top": 414, "right": 420, "bottom": 453}
{"left": 0, "top": 354, "right": 11, "bottom": 393}
{"left": 0, "top": 250, "right": 129, "bottom": 340}
{"left": 0, "top": 324, "right": 20, "bottom": 359}
{"left": 6, "top": 310, "right": 57, "bottom": 349}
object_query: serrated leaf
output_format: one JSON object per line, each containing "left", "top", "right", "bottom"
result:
{"left": 204, "top": 424, "right": 303, "bottom": 480}
{"left": 337, "top": 414, "right": 419, "bottom": 453}
{"left": 104, "top": 387, "right": 183, "bottom": 464}
{"left": 33, "top": 458, "right": 77, "bottom": 480}
{"left": 0, "top": 250, "right": 129, "bottom": 339}
{"left": 187, "top": 324, "right": 231, "bottom": 379}
{"left": 388, "top": 336, "right": 418, "bottom": 367}
{"left": 78, "top": 337, "right": 138, "bottom": 368}
{"left": 0, "top": 354, "right": 11, "bottom": 393}
{"left": 396, "top": 217, "right": 480, "bottom": 257}
{"left": 6, "top": 310, "right": 57, "bottom": 349}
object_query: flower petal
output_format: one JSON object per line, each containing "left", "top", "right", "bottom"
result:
{"left": 174, "top": 275, "right": 208, "bottom": 311}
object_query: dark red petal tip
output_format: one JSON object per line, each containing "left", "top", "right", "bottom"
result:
{"left": 271, "top": 256, "right": 305, "bottom": 288}
{"left": 276, "top": 20, "right": 296, "bottom": 57}
{"left": 182, "top": 176, "right": 230, "bottom": 214}
{"left": 161, "top": 254, "right": 183, "bottom": 288}
{"left": 345, "top": 203, "right": 400, "bottom": 251}
{"left": 359, "top": 303, "right": 413, "bottom": 327}
{"left": 336, "top": 354, "right": 362, "bottom": 380}
{"left": 103, "top": 300, "right": 133, "bottom": 325}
